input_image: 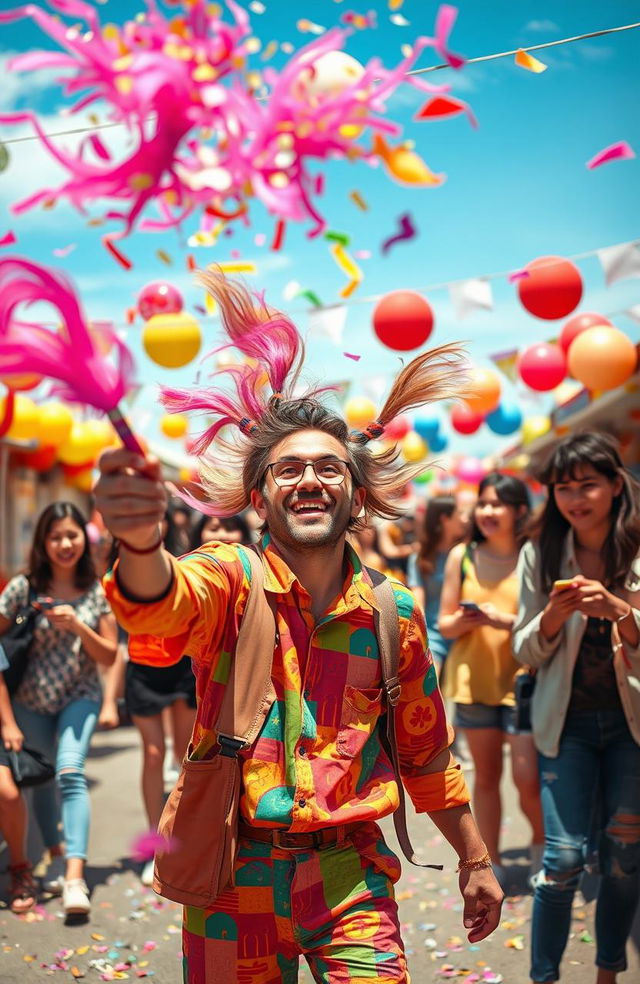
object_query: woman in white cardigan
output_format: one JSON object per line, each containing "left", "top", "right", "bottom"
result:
{"left": 513, "top": 432, "right": 640, "bottom": 984}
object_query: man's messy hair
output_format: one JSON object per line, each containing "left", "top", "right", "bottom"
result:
{"left": 162, "top": 268, "right": 469, "bottom": 528}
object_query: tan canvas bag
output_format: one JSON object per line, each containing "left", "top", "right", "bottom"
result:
{"left": 153, "top": 552, "right": 439, "bottom": 907}
{"left": 153, "top": 547, "right": 276, "bottom": 906}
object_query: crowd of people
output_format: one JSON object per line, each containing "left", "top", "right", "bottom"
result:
{"left": 0, "top": 427, "right": 638, "bottom": 984}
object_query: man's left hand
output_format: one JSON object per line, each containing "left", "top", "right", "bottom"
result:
{"left": 459, "top": 867, "right": 504, "bottom": 942}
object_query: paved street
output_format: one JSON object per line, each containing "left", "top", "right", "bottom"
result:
{"left": 1, "top": 724, "right": 638, "bottom": 983}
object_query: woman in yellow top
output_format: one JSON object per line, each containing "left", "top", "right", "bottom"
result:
{"left": 439, "top": 472, "right": 544, "bottom": 884}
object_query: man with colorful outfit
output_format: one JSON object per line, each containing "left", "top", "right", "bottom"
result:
{"left": 96, "top": 270, "right": 502, "bottom": 983}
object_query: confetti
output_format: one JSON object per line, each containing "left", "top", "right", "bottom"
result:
{"left": 52, "top": 243, "right": 77, "bottom": 257}
{"left": 390, "top": 13, "right": 410, "bottom": 26}
{"left": 508, "top": 269, "right": 529, "bottom": 283}
{"left": 505, "top": 934, "right": 525, "bottom": 950}
{"left": 349, "top": 190, "right": 369, "bottom": 211}
{"left": 216, "top": 262, "right": 257, "bottom": 274}
{"left": 0, "top": 143, "right": 9, "bottom": 172}
{"left": 0, "top": 230, "right": 17, "bottom": 248}
{"left": 260, "top": 40, "right": 278, "bottom": 61}
{"left": 130, "top": 828, "right": 179, "bottom": 862}
{"left": 249, "top": 1, "right": 265, "bottom": 12}
{"left": 103, "top": 237, "right": 132, "bottom": 270}
{"left": 298, "top": 289, "right": 323, "bottom": 308}
{"left": 515, "top": 48, "right": 548, "bottom": 73}
{"left": 586, "top": 140, "right": 636, "bottom": 169}
{"left": 339, "top": 278, "right": 361, "bottom": 298}
{"left": 341, "top": 10, "right": 377, "bottom": 30}
{"left": 353, "top": 249, "right": 371, "bottom": 259}
{"left": 330, "top": 243, "right": 362, "bottom": 282}
{"left": 296, "top": 18, "right": 325, "bottom": 34}
{"left": 325, "top": 230, "right": 351, "bottom": 247}
{"left": 381, "top": 212, "right": 417, "bottom": 254}
{"left": 155, "top": 248, "right": 172, "bottom": 265}
{"left": 373, "top": 134, "right": 444, "bottom": 186}
{"left": 344, "top": 352, "right": 361, "bottom": 361}
{"left": 271, "top": 219, "right": 286, "bottom": 251}
{"left": 415, "top": 94, "right": 477, "bottom": 128}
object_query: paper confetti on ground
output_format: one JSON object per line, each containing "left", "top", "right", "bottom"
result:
{"left": 515, "top": 49, "right": 548, "bottom": 73}
{"left": 586, "top": 140, "right": 636, "bottom": 169}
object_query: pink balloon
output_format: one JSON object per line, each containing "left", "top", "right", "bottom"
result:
{"left": 137, "top": 281, "right": 183, "bottom": 321}
{"left": 383, "top": 415, "right": 412, "bottom": 441}
{"left": 559, "top": 312, "right": 612, "bottom": 353}
{"left": 518, "top": 342, "right": 566, "bottom": 392}
{"left": 456, "top": 456, "right": 484, "bottom": 485}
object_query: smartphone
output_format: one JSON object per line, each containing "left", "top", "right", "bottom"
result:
{"left": 460, "top": 601, "right": 481, "bottom": 614}
{"left": 553, "top": 579, "right": 575, "bottom": 592}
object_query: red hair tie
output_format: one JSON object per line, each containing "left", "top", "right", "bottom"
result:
{"left": 360, "top": 420, "right": 385, "bottom": 441}
{"left": 239, "top": 416, "right": 259, "bottom": 436}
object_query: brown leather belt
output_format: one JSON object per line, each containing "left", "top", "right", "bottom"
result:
{"left": 238, "top": 820, "right": 360, "bottom": 851}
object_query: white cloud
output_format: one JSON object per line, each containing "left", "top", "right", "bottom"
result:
{"left": 0, "top": 52, "right": 65, "bottom": 112}
{"left": 578, "top": 44, "right": 615, "bottom": 63}
{"left": 523, "top": 20, "right": 560, "bottom": 34}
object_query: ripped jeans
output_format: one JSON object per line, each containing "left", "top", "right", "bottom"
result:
{"left": 532, "top": 710, "right": 640, "bottom": 982}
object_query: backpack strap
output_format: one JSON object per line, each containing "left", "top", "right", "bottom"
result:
{"left": 460, "top": 544, "right": 474, "bottom": 586}
{"left": 366, "top": 566, "right": 443, "bottom": 871}
{"left": 193, "top": 545, "right": 277, "bottom": 757}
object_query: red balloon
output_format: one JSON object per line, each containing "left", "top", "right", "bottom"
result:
{"left": 450, "top": 403, "right": 484, "bottom": 435}
{"left": 13, "top": 445, "right": 57, "bottom": 473}
{"left": 518, "top": 342, "right": 567, "bottom": 392}
{"left": 559, "top": 311, "right": 612, "bottom": 353}
{"left": 373, "top": 291, "right": 434, "bottom": 351}
{"left": 517, "top": 256, "right": 583, "bottom": 320}
{"left": 383, "top": 415, "right": 412, "bottom": 441}
{"left": 137, "top": 281, "right": 184, "bottom": 321}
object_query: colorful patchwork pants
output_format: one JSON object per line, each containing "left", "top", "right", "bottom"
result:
{"left": 182, "top": 822, "right": 410, "bottom": 983}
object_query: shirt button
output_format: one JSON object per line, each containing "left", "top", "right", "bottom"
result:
{"left": 298, "top": 798, "right": 306, "bottom": 808}
{"left": 303, "top": 690, "right": 310, "bottom": 699}
{"left": 299, "top": 746, "right": 306, "bottom": 756}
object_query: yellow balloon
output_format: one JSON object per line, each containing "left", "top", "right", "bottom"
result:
{"left": 35, "top": 402, "right": 74, "bottom": 448}
{"left": 344, "top": 396, "right": 377, "bottom": 429}
{"left": 1, "top": 393, "right": 40, "bottom": 442}
{"left": 401, "top": 431, "right": 428, "bottom": 462}
{"left": 521, "top": 415, "right": 551, "bottom": 446}
{"left": 178, "top": 466, "right": 195, "bottom": 483}
{"left": 143, "top": 312, "right": 202, "bottom": 369}
{"left": 58, "top": 421, "right": 110, "bottom": 465}
{"left": 69, "top": 468, "right": 95, "bottom": 493}
{"left": 160, "top": 413, "right": 188, "bottom": 439}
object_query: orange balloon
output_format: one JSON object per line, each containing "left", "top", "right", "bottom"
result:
{"left": 568, "top": 326, "right": 637, "bottom": 392}
{"left": 0, "top": 372, "right": 42, "bottom": 392}
{"left": 464, "top": 368, "right": 501, "bottom": 415}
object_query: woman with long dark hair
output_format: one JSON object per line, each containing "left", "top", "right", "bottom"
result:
{"left": 407, "top": 496, "right": 469, "bottom": 676}
{"left": 514, "top": 433, "right": 640, "bottom": 984}
{"left": 0, "top": 502, "right": 117, "bottom": 916}
{"left": 439, "top": 473, "right": 544, "bottom": 883}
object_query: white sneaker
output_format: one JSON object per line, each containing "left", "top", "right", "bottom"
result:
{"left": 141, "top": 859, "right": 155, "bottom": 887}
{"left": 63, "top": 878, "right": 91, "bottom": 915}
{"left": 42, "top": 855, "right": 65, "bottom": 895}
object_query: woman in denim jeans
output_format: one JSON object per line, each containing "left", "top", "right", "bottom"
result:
{"left": 514, "top": 433, "right": 640, "bottom": 984}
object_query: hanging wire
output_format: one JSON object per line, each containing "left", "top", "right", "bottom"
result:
{"left": 1, "top": 22, "right": 639, "bottom": 145}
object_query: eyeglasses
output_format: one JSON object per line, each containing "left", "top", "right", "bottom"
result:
{"left": 264, "top": 458, "right": 351, "bottom": 488}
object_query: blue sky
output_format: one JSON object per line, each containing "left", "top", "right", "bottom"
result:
{"left": 1, "top": 0, "right": 639, "bottom": 465}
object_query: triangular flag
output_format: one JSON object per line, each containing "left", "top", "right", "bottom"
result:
{"left": 490, "top": 348, "right": 519, "bottom": 383}
{"left": 449, "top": 278, "right": 493, "bottom": 319}
{"left": 597, "top": 241, "right": 640, "bottom": 286}
{"left": 307, "top": 305, "right": 347, "bottom": 345}
{"left": 414, "top": 95, "right": 478, "bottom": 128}
{"left": 515, "top": 49, "right": 548, "bottom": 73}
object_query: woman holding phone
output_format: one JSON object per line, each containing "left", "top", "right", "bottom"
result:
{"left": 513, "top": 432, "right": 640, "bottom": 984}
{"left": 439, "top": 472, "right": 544, "bottom": 883}
{"left": 0, "top": 502, "right": 117, "bottom": 917}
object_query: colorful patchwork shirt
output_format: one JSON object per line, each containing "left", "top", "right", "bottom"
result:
{"left": 104, "top": 536, "right": 469, "bottom": 830}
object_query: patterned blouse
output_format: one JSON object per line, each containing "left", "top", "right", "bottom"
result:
{"left": 0, "top": 574, "right": 112, "bottom": 714}
{"left": 105, "top": 537, "right": 470, "bottom": 830}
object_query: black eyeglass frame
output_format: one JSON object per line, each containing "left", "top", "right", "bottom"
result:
{"left": 262, "top": 458, "right": 352, "bottom": 488}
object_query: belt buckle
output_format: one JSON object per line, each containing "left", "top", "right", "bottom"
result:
{"left": 272, "top": 830, "right": 322, "bottom": 851}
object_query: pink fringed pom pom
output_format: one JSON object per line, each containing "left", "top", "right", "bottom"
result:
{"left": 130, "top": 829, "right": 180, "bottom": 863}
{"left": 0, "top": 1, "right": 465, "bottom": 238}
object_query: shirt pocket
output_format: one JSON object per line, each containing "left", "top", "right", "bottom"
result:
{"left": 337, "top": 685, "right": 383, "bottom": 760}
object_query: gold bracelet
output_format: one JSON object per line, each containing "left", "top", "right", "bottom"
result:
{"left": 456, "top": 851, "right": 492, "bottom": 872}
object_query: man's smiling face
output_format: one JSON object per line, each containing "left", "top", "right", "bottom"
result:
{"left": 250, "top": 429, "right": 366, "bottom": 552}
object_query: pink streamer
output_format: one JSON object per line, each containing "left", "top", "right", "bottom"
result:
{"left": 0, "top": 1, "right": 466, "bottom": 238}
{"left": 0, "top": 231, "right": 17, "bottom": 248}
{"left": 0, "top": 256, "right": 136, "bottom": 413}
{"left": 586, "top": 140, "right": 636, "bottom": 170}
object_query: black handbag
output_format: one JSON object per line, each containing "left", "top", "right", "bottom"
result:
{"left": 514, "top": 670, "right": 536, "bottom": 732}
{"left": 1, "top": 585, "right": 39, "bottom": 696}
{"left": 7, "top": 745, "right": 56, "bottom": 787}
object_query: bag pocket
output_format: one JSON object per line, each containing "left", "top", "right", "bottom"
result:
{"left": 154, "top": 754, "right": 240, "bottom": 907}
{"left": 337, "top": 686, "right": 383, "bottom": 760}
